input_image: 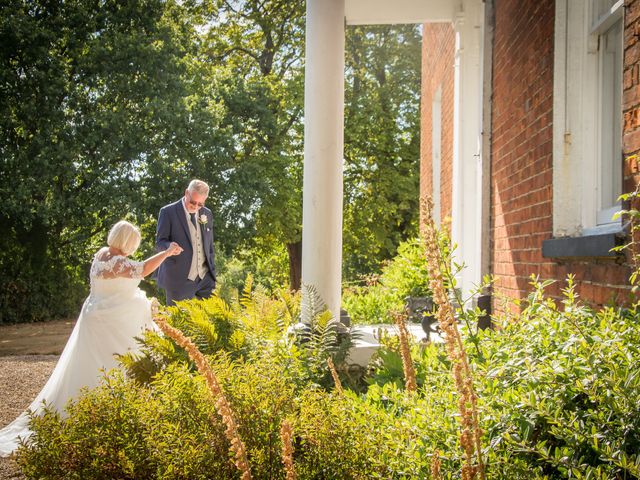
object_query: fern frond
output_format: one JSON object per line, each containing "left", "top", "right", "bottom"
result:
{"left": 116, "top": 350, "right": 139, "bottom": 370}
{"left": 202, "top": 295, "right": 234, "bottom": 322}
{"left": 190, "top": 309, "right": 220, "bottom": 350}
{"left": 116, "top": 351, "right": 160, "bottom": 385}
{"left": 240, "top": 274, "right": 255, "bottom": 311}
{"left": 300, "top": 284, "right": 328, "bottom": 324}
{"left": 275, "top": 289, "right": 302, "bottom": 334}
{"left": 144, "top": 331, "right": 177, "bottom": 358}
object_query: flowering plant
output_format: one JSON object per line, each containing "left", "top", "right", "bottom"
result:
{"left": 198, "top": 214, "right": 208, "bottom": 225}
{"left": 150, "top": 297, "right": 161, "bottom": 316}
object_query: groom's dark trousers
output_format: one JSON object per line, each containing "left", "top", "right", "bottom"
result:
{"left": 155, "top": 199, "right": 216, "bottom": 306}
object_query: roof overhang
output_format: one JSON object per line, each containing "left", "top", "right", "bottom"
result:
{"left": 345, "top": 0, "right": 456, "bottom": 25}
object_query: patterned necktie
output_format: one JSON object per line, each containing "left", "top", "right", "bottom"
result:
{"left": 190, "top": 213, "right": 197, "bottom": 228}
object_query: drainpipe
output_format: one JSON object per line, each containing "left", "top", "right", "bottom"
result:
{"left": 479, "top": 0, "right": 495, "bottom": 325}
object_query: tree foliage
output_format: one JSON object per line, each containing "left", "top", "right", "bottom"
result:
{"left": 0, "top": 1, "right": 422, "bottom": 322}
{"left": 0, "top": 0, "right": 221, "bottom": 322}
{"left": 202, "top": 0, "right": 306, "bottom": 288}
{"left": 343, "top": 24, "right": 422, "bottom": 280}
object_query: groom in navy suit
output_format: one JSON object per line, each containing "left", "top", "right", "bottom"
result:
{"left": 156, "top": 179, "right": 216, "bottom": 305}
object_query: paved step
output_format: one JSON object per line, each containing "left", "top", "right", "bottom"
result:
{"left": 347, "top": 323, "right": 443, "bottom": 366}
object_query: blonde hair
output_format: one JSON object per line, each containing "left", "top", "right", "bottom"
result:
{"left": 107, "top": 220, "right": 141, "bottom": 256}
{"left": 187, "top": 179, "right": 210, "bottom": 197}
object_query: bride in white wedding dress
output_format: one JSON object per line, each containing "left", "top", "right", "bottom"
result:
{"left": 0, "top": 220, "right": 183, "bottom": 457}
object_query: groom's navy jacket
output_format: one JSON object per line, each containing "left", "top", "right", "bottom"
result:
{"left": 155, "top": 199, "right": 216, "bottom": 292}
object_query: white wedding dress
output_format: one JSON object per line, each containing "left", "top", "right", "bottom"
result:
{"left": 0, "top": 249, "right": 156, "bottom": 457}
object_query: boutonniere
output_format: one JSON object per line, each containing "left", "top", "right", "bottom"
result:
{"left": 198, "top": 214, "right": 208, "bottom": 225}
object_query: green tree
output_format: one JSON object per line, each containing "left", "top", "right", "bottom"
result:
{"left": 343, "top": 24, "right": 422, "bottom": 280}
{"left": 203, "top": 10, "right": 422, "bottom": 288}
{"left": 0, "top": 1, "right": 422, "bottom": 322}
{"left": 203, "top": 0, "right": 306, "bottom": 289}
{"left": 0, "top": 0, "right": 221, "bottom": 322}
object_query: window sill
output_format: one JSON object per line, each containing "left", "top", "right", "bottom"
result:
{"left": 542, "top": 227, "right": 626, "bottom": 259}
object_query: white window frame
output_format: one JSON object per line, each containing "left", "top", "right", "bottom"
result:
{"left": 594, "top": 10, "right": 623, "bottom": 228}
{"left": 553, "top": 0, "right": 624, "bottom": 237}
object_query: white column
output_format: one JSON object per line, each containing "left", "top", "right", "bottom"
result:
{"left": 451, "top": 0, "right": 484, "bottom": 297}
{"left": 302, "top": 0, "right": 345, "bottom": 320}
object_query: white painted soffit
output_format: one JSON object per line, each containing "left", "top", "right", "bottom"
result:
{"left": 345, "top": 0, "right": 456, "bottom": 25}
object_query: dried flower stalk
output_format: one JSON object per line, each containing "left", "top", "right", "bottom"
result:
{"left": 421, "top": 197, "right": 485, "bottom": 480}
{"left": 393, "top": 311, "right": 417, "bottom": 393}
{"left": 280, "top": 420, "right": 296, "bottom": 480}
{"left": 154, "top": 315, "right": 252, "bottom": 480}
{"left": 327, "top": 357, "right": 343, "bottom": 394}
{"left": 431, "top": 449, "right": 442, "bottom": 480}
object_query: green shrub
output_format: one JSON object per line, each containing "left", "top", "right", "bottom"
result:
{"left": 366, "top": 328, "right": 450, "bottom": 390}
{"left": 18, "top": 361, "right": 451, "bottom": 479}
{"left": 215, "top": 246, "right": 290, "bottom": 303}
{"left": 349, "top": 278, "right": 640, "bottom": 478}
{"left": 342, "top": 237, "right": 431, "bottom": 324}
{"left": 380, "top": 237, "right": 432, "bottom": 300}
{"left": 120, "top": 280, "right": 354, "bottom": 390}
{"left": 474, "top": 279, "right": 640, "bottom": 479}
{"left": 0, "top": 243, "right": 87, "bottom": 324}
{"left": 17, "top": 276, "right": 640, "bottom": 479}
{"left": 18, "top": 367, "right": 232, "bottom": 480}
{"left": 215, "top": 255, "right": 249, "bottom": 305}
{"left": 342, "top": 283, "right": 399, "bottom": 325}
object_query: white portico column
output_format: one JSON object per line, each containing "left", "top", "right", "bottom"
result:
{"left": 301, "top": 0, "right": 345, "bottom": 319}
{"left": 451, "top": 0, "right": 484, "bottom": 296}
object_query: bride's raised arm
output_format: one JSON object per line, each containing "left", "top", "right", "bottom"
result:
{"left": 94, "top": 221, "right": 183, "bottom": 279}
{"left": 140, "top": 242, "right": 182, "bottom": 278}
{"left": 95, "top": 243, "right": 183, "bottom": 280}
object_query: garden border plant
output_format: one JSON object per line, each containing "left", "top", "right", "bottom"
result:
{"left": 421, "top": 197, "right": 486, "bottom": 480}
{"left": 13, "top": 195, "right": 640, "bottom": 479}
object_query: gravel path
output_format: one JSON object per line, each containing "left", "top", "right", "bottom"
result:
{"left": 0, "top": 355, "right": 58, "bottom": 480}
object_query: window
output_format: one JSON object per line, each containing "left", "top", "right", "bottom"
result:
{"left": 593, "top": 1, "right": 623, "bottom": 228}
{"left": 551, "top": 0, "right": 624, "bottom": 239}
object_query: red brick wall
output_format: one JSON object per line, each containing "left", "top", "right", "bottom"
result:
{"left": 624, "top": 0, "right": 640, "bottom": 289}
{"left": 624, "top": 1, "right": 640, "bottom": 209}
{"left": 420, "top": 1, "right": 638, "bottom": 313}
{"left": 491, "top": 0, "right": 555, "bottom": 311}
{"left": 420, "top": 23, "right": 455, "bottom": 226}
{"left": 492, "top": 0, "right": 634, "bottom": 312}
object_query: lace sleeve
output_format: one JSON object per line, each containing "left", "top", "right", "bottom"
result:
{"left": 91, "top": 252, "right": 145, "bottom": 280}
{"left": 111, "top": 257, "right": 144, "bottom": 279}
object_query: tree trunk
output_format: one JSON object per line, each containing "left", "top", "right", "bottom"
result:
{"left": 286, "top": 240, "right": 302, "bottom": 291}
